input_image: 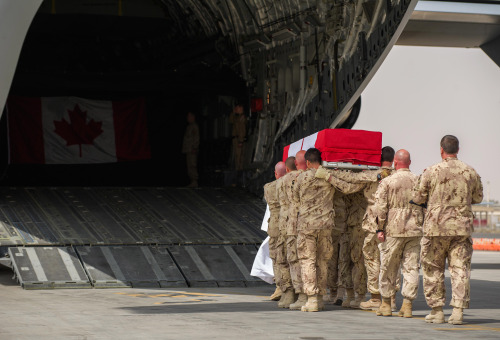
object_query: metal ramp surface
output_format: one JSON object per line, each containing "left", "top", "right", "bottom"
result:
{"left": 9, "top": 246, "right": 91, "bottom": 289}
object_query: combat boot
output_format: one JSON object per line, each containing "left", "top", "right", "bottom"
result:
{"left": 391, "top": 295, "right": 397, "bottom": 312}
{"left": 301, "top": 294, "right": 320, "bottom": 312}
{"left": 327, "top": 288, "right": 338, "bottom": 304}
{"left": 289, "top": 293, "right": 307, "bottom": 311}
{"left": 425, "top": 307, "right": 445, "bottom": 324}
{"left": 341, "top": 289, "right": 354, "bottom": 308}
{"left": 350, "top": 294, "right": 365, "bottom": 309}
{"left": 360, "top": 293, "right": 382, "bottom": 310}
{"left": 334, "top": 287, "right": 345, "bottom": 306}
{"left": 278, "top": 289, "right": 295, "bottom": 308}
{"left": 318, "top": 295, "right": 325, "bottom": 311}
{"left": 376, "top": 297, "right": 392, "bottom": 316}
{"left": 398, "top": 298, "right": 413, "bottom": 318}
{"left": 270, "top": 286, "right": 282, "bottom": 301}
{"left": 448, "top": 307, "right": 463, "bottom": 325}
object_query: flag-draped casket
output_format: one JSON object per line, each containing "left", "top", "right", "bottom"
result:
{"left": 282, "top": 129, "right": 382, "bottom": 166}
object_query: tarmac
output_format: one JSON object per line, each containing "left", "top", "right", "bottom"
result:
{"left": 0, "top": 251, "right": 498, "bottom": 340}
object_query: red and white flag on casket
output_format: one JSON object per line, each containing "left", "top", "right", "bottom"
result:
{"left": 7, "top": 96, "right": 151, "bottom": 164}
{"left": 283, "top": 129, "right": 382, "bottom": 166}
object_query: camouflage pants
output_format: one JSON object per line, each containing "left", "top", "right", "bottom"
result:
{"left": 327, "top": 230, "right": 342, "bottom": 291}
{"left": 379, "top": 237, "right": 420, "bottom": 300}
{"left": 276, "top": 232, "right": 293, "bottom": 292}
{"left": 286, "top": 234, "right": 302, "bottom": 293}
{"left": 421, "top": 236, "right": 473, "bottom": 309}
{"left": 268, "top": 236, "right": 280, "bottom": 283}
{"left": 350, "top": 226, "right": 367, "bottom": 296}
{"left": 338, "top": 232, "right": 354, "bottom": 289}
{"left": 298, "top": 228, "right": 334, "bottom": 296}
{"left": 185, "top": 153, "right": 198, "bottom": 181}
{"left": 363, "top": 233, "right": 381, "bottom": 295}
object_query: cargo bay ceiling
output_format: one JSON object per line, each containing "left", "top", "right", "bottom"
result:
{"left": 11, "top": 0, "right": 418, "bottom": 192}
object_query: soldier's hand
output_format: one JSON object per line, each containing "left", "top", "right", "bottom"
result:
{"left": 315, "top": 166, "right": 330, "bottom": 180}
{"left": 378, "top": 168, "right": 391, "bottom": 181}
{"left": 377, "top": 231, "right": 385, "bottom": 242}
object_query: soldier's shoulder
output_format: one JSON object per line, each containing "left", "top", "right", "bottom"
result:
{"left": 264, "top": 180, "right": 277, "bottom": 190}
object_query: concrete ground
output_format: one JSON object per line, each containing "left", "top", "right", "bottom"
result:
{"left": 0, "top": 251, "right": 498, "bottom": 340}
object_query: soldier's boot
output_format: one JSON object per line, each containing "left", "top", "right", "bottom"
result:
{"left": 375, "top": 297, "right": 392, "bottom": 316}
{"left": 391, "top": 295, "right": 397, "bottom": 312}
{"left": 278, "top": 289, "right": 295, "bottom": 308}
{"left": 360, "top": 293, "right": 382, "bottom": 310}
{"left": 349, "top": 294, "right": 365, "bottom": 309}
{"left": 341, "top": 289, "right": 355, "bottom": 308}
{"left": 318, "top": 295, "right": 325, "bottom": 311}
{"left": 425, "top": 307, "right": 445, "bottom": 324}
{"left": 327, "top": 288, "right": 338, "bottom": 304}
{"left": 447, "top": 307, "right": 464, "bottom": 325}
{"left": 334, "top": 288, "right": 346, "bottom": 306}
{"left": 398, "top": 299, "right": 413, "bottom": 318}
{"left": 301, "top": 294, "right": 320, "bottom": 312}
{"left": 289, "top": 293, "right": 308, "bottom": 311}
{"left": 270, "top": 286, "right": 282, "bottom": 301}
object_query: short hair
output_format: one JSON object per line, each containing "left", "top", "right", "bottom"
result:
{"left": 285, "top": 157, "right": 297, "bottom": 171}
{"left": 440, "top": 135, "right": 459, "bottom": 154}
{"left": 305, "top": 148, "right": 322, "bottom": 164}
{"left": 381, "top": 146, "right": 395, "bottom": 163}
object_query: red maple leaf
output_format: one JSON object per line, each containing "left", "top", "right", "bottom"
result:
{"left": 54, "top": 104, "right": 104, "bottom": 157}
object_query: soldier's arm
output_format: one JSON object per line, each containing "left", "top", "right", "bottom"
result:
{"left": 315, "top": 167, "right": 366, "bottom": 194}
{"left": 331, "top": 169, "right": 379, "bottom": 184}
{"left": 472, "top": 173, "right": 484, "bottom": 204}
{"left": 374, "top": 181, "right": 389, "bottom": 230}
{"left": 412, "top": 171, "right": 429, "bottom": 205}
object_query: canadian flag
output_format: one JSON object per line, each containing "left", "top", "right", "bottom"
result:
{"left": 283, "top": 129, "right": 382, "bottom": 166}
{"left": 7, "top": 96, "right": 151, "bottom": 164}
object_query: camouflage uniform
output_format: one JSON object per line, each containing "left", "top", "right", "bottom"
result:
{"left": 229, "top": 112, "right": 246, "bottom": 171}
{"left": 181, "top": 122, "right": 199, "bottom": 183}
{"left": 294, "top": 168, "right": 335, "bottom": 296}
{"left": 331, "top": 167, "right": 395, "bottom": 295}
{"left": 374, "top": 168, "right": 424, "bottom": 300}
{"left": 275, "top": 175, "right": 293, "bottom": 293}
{"left": 263, "top": 180, "right": 281, "bottom": 282}
{"left": 327, "top": 192, "right": 349, "bottom": 292}
{"left": 285, "top": 169, "right": 304, "bottom": 293}
{"left": 413, "top": 157, "right": 483, "bottom": 309}
{"left": 346, "top": 192, "right": 368, "bottom": 297}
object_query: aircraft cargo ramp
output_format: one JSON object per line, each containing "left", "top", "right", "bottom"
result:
{"left": 0, "top": 187, "right": 267, "bottom": 289}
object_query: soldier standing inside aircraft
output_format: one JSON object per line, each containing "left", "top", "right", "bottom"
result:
{"left": 293, "top": 148, "right": 334, "bottom": 312}
{"left": 412, "top": 135, "right": 483, "bottom": 325}
{"left": 182, "top": 111, "right": 199, "bottom": 188}
{"left": 275, "top": 157, "right": 297, "bottom": 308}
{"left": 373, "top": 149, "right": 423, "bottom": 318}
{"left": 286, "top": 151, "right": 308, "bottom": 311}
{"left": 229, "top": 104, "right": 246, "bottom": 171}
{"left": 263, "top": 162, "right": 287, "bottom": 302}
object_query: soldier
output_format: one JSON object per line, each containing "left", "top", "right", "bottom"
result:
{"left": 286, "top": 151, "right": 309, "bottom": 311}
{"left": 275, "top": 156, "right": 297, "bottom": 308}
{"left": 229, "top": 104, "right": 246, "bottom": 171}
{"left": 373, "top": 149, "right": 423, "bottom": 318}
{"left": 181, "top": 112, "right": 199, "bottom": 188}
{"left": 317, "top": 147, "right": 397, "bottom": 311}
{"left": 263, "top": 162, "right": 287, "bottom": 302}
{"left": 412, "top": 135, "right": 483, "bottom": 325}
{"left": 293, "top": 148, "right": 335, "bottom": 312}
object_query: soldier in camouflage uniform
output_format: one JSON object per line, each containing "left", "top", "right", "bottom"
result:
{"left": 263, "top": 162, "right": 287, "bottom": 301}
{"left": 286, "top": 151, "right": 309, "bottom": 311}
{"left": 373, "top": 150, "right": 423, "bottom": 318}
{"left": 229, "top": 105, "right": 246, "bottom": 171}
{"left": 412, "top": 135, "right": 483, "bottom": 325}
{"left": 275, "top": 157, "right": 297, "bottom": 308}
{"left": 318, "top": 147, "right": 397, "bottom": 311}
{"left": 293, "top": 148, "right": 335, "bottom": 312}
{"left": 182, "top": 112, "right": 200, "bottom": 187}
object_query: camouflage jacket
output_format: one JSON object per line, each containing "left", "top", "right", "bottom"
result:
{"left": 373, "top": 168, "right": 423, "bottom": 237}
{"left": 285, "top": 169, "right": 304, "bottom": 236}
{"left": 412, "top": 157, "right": 483, "bottom": 237}
{"left": 294, "top": 168, "right": 335, "bottom": 230}
{"left": 276, "top": 175, "right": 291, "bottom": 232}
{"left": 333, "top": 191, "right": 347, "bottom": 233}
{"left": 346, "top": 192, "right": 367, "bottom": 229}
{"left": 181, "top": 122, "right": 199, "bottom": 154}
{"left": 263, "top": 180, "right": 280, "bottom": 237}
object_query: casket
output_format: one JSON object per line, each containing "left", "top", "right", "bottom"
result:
{"left": 282, "top": 129, "right": 382, "bottom": 169}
